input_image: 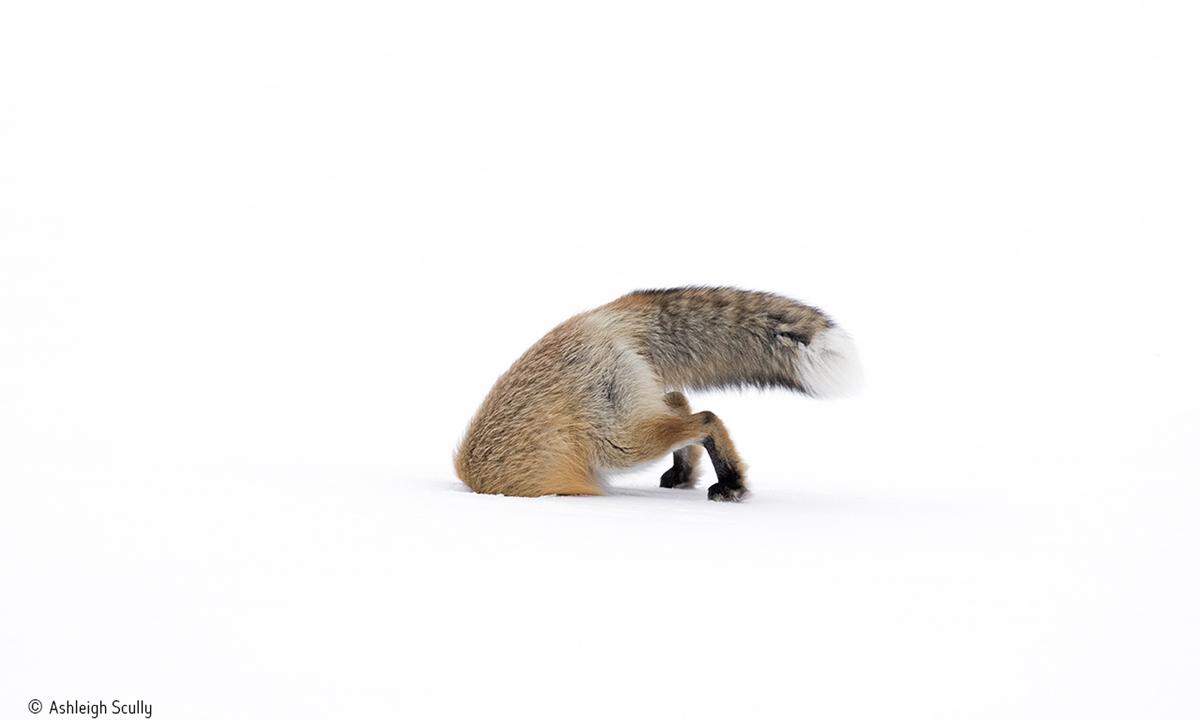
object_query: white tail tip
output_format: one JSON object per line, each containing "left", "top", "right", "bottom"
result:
{"left": 796, "top": 326, "right": 864, "bottom": 398}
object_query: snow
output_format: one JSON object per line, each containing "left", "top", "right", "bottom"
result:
{"left": 3, "top": 1, "right": 1199, "bottom": 718}
{"left": 5, "top": 463, "right": 1198, "bottom": 717}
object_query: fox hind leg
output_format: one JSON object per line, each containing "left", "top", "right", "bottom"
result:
{"left": 692, "top": 411, "right": 748, "bottom": 502}
{"left": 636, "top": 400, "right": 748, "bottom": 501}
{"left": 660, "top": 392, "right": 702, "bottom": 489}
{"left": 660, "top": 447, "right": 702, "bottom": 489}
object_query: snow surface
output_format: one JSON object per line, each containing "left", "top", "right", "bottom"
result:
{"left": 5, "top": 462, "right": 1198, "bottom": 718}
{"left": 3, "top": 1, "right": 1199, "bottom": 718}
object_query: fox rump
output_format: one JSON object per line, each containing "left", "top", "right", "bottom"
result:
{"left": 454, "top": 287, "right": 862, "bottom": 501}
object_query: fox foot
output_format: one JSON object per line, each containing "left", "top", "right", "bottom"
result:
{"left": 707, "top": 482, "right": 747, "bottom": 502}
{"left": 660, "top": 464, "right": 697, "bottom": 489}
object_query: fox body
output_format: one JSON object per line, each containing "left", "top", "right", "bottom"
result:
{"left": 454, "top": 287, "right": 861, "bottom": 501}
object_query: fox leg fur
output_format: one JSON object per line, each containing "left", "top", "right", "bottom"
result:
{"left": 627, "top": 404, "right": 747, "bottom": 502}
{"left": 694, "top": 411, "right": 748, "bottom": 502}
{"left": 659, "top": 392, "right": 703, "bottom": 489}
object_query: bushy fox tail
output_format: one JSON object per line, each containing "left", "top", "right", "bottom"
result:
{"left": 617, "top": 287, "right": 863, "bottom": 398}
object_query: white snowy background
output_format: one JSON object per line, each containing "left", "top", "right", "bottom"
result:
{"left": 3, "top": 1, "right": 1198, "bottom": 718}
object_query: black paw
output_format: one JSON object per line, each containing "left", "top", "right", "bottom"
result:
{"left": 660, "top": 464, "right": 696, "bottom": 489}
{"left": 707, "top": 482, "right": 747, "bottom": 502}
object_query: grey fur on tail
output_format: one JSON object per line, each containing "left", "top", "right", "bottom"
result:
{"left": 622, "top": 286, "right": 863, "bottom": 397}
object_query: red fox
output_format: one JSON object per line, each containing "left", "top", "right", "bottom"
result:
{"left": 454, "top": 287, "right": 862, "bottom": 501}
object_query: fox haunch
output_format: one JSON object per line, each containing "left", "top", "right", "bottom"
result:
{"left": 454, "top": 287, "right": 862, "bottom": 501}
